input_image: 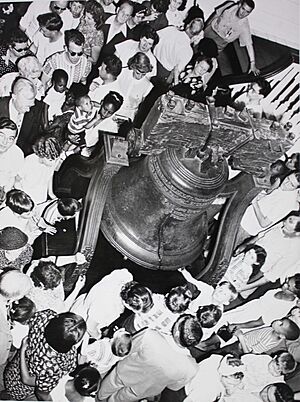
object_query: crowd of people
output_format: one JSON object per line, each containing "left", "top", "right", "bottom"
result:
{"left": 0, "top": 0, "right": 299, "bottom": 401}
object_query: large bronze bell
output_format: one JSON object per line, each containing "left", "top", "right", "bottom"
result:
{"left": 100, "top": 147, "right": 228, "bottom": 270}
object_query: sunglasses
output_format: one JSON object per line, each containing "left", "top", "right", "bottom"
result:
{"left": 13, "top": 46, "right": 29, "bottom": 53}
{"left": 53, "top": 5, "right": 67, "bottom": 10}
{"left": 68, "top": 50, "right": 83, "bottom": 56}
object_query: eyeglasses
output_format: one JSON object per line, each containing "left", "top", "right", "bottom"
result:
{"left": 53, "top": 5, "right": 67, "bottom": 10}
{"left": 12, "top": 46, "right": 30, "bottom": 53}
{"left": 68, "top": 50, "right": 84, "bottom": 56}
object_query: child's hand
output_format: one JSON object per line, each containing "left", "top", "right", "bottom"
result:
{"left": 89, "top": 81, "right": 100, "bottom": 92}
{"left": 75, "top": 252, "right": 87, "bottom": 265}
{"left": 76, "top": 274, "right": 86, "bottom": 288}
{"left": 44, "top": 225, "right": 57, "bottom": 235}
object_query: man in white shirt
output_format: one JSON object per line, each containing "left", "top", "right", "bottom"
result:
{"left": 19, "top": 0, "right": 73, "bottom": 40}
{"left": 97, "top": 327, "right": 198, "bottom": 402}
{"left": 88, "top": 55, "right": 123, "bottom": 103}
{"left": 154, "top": 6, "right": 204, "bottom": 85}
{"left": 240, "top": 173, "right": 300, "bottom": 238}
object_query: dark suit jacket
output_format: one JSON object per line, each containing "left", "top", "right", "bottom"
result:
{"left": 0, "top": 96, "right": 44, "bottom": 156}
{"left": 98, "top": 18, "right": 129, "bottom": 63}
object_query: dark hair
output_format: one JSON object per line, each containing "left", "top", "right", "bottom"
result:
{"left": 30, "top": 261, "right": 62, "bottom": 290}
{"left": 242, "top": 0, "right": 255, "bottom": 10}
{"left": 196, "top": 304, "right": 222, "bottom": 328}
{"left": 183, "top": 5, "right": 204, "bottom": 30}
{"left": 177, "top": 0, "right": 188, "bottom": 12}
{"left": 254, "top": 77, "right": 271, "bottom": 97}
{"left": 71, "top": 364, "right": 101, "bottom": 397}
{"left": 138, "top": 24, "right": 159, "bottom": 47}
{"left": 64, "top": 29, "right": 85, "bottom": 47}
{"left": 279, "top": 318, "right": 300, "bottom": 341}
{"left": 286, "top": 210, "right": 300, "bottom": 232}
{"left": 165, "top": 286, "right": 191, "bottom": 313}
{"left": 242, "top": 244, "right": 267, "bottom": 280}
{"left": 103, "top": 91, "right": 123, "bottom": 111}
{"left": 8, "top": 28, "right": 28, "bottom": 47}
{"left": 272, "top": 351, "right": 296, "bottom": 375}
{"left": 44, "top": 312, "right": 87, "bottom": 353}
{"left": 52, "top": 68, "right": 68, "bottom": 84}
{"left": 102, "top": 55, "right": 122, "bottom": 78}
{"left": 132, "top": 2, "right": 146, "bottom": 17}
{"left": 128, "top": 52, "right": 153, "bottom": 73}
{"left": 37, "top": 12, "right": 63, "bottom": 31}
{"left": 6, "top": 189, "right": 34, "bottom": 214}
{"left": 260, "top": 383, "right": 294, "bottom": 402}
{"left": 172, "top": 314, "right": 203, "bottom": 347}
{"left": 9, "top": 296, "right": 36, "bottom": 324}
{"left": 192, "top": 56, "right": 213, "bottom": 73}
{"left": 269, "top": 160, "right": 291, "bottom": 185}
{"left": 85, "top": 0, "right": 105, "bottom": 30}
{"left": 0, "top": 117, "right": 17, "bottom": 132}
{"left": 287, "top": 153, "right": 300, "bottom": 172}
{"left": 57, "top": 198, "right": 82, "bottom": 216}
{"left": 288, "top": 273, "right": 300, "bottom": 298}
{"left": 32, "top": 135, "right": 62, "bottom": 160}
{"left": 120, "top": 281, "right": 153, "bottom": 313}
{"left": 151, "top": 0, "right": 169, "bottom": 13}
{"left": 196, "top": 38, "right": 218, "bottom": 59}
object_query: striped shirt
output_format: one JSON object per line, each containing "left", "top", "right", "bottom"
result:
{"left": 43, "top": 51, "right": 92, "bottom": 88}
{"left": 68, "top": 106, "right": 97, "bottom": 135}
{"left": 243, "top": 327, "right": 281, "bottom": 354}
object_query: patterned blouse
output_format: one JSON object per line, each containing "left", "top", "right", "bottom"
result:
{"left": 178, "top": 65, "right": 205, "bottom": 95}
{"left": 78, "top": 19, "right": 104, "bottom": 59}
{"left": 0, "top": 244, "right": 33, "bottom": 272}
{"left": 4, "top": 309, "right": 77, "bottom": 400}
{"left": 0, "top": 45, "right": 18, "bottom": 78}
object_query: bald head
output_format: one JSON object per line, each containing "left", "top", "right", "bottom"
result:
{"left": 11, "top": 77, "right": 36, "bottom": 114}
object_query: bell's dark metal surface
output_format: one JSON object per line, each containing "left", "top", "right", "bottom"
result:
{"left": 100, "top": 147, "right": 228, "bottom": 270}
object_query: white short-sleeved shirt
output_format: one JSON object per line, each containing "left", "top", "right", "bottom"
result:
{"left": 256, "top": 224, "right": 300, "bottom": 283}
{"left": 0, "top": 206, "right": 30, "bottom": 234}
{"left": 154, "top": 26, "right": 193, "bottom": 73}
{"left": 117, "top": 68, "right": 153, "bottom": 120}
{"left": 241, "top": 187, "right": 300, "bottom": 236}
{"left": 0, "top": 145, "right": 24, "bottom": 192}
{"left": 212, "top": 3, "right": 252, "bottom": 47}
{"left": 70, "top": 269, "right": 133, "bottom": 331}
{"left": 32, "top": 30, "right": 65, "bottom": 65}
{"left": 88, "top": 78, "right": 122, "bottom": 103}
{"left": 17, "top": 154, "right": 56, "bottom": 204}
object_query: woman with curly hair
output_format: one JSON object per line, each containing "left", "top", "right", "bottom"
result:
{"left": 16, "top": 135, "right": 62, "bottom": 203}
{"left": 78, "top": 0, "right": 105, "bottom": 64}
{"left": 26, "top": 258, "right": 86, "bottom": 313}
{"left": 117, "top": 52, "right": 153, "bottom": 119}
